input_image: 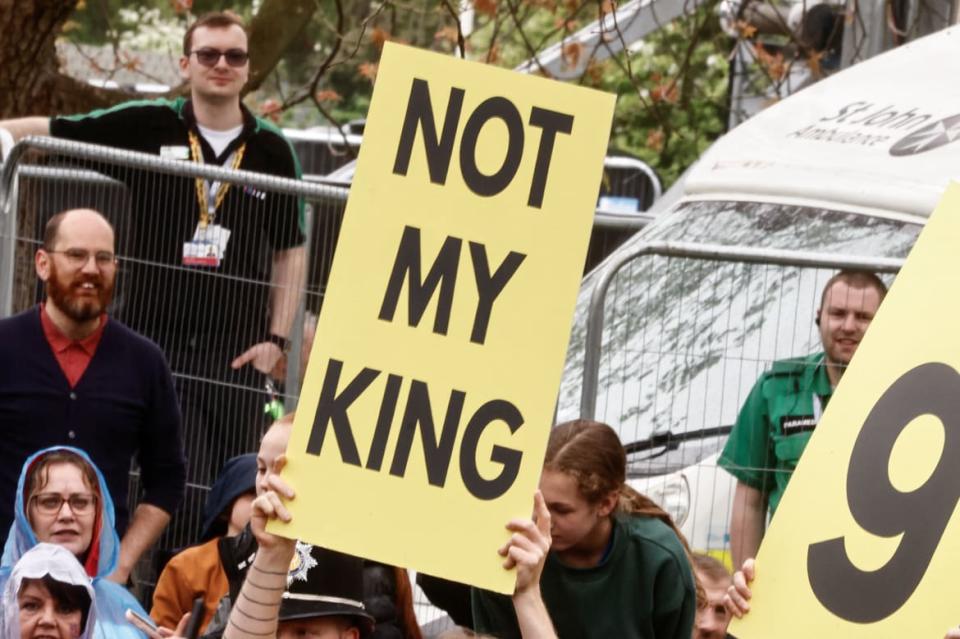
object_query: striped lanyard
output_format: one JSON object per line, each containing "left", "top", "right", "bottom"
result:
{"left": 188, "top": 130, "right": 246, "bottom": 228}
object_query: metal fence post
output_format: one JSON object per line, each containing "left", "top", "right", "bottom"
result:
{"left": 284, "top": 200, "right": 314, "bottom": 411}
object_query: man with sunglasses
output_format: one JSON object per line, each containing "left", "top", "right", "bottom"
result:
{"left": 0, "top": 209, "right": 185, "bottom": 586}
{"left": 0, "top": 12, "right": 306, "bottom": 485}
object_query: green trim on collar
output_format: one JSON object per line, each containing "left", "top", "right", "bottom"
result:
{"left": 59, "top": 97, "right": 179, "bottom": 122}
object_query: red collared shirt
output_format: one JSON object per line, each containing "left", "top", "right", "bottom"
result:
{"left": 39, "top": 304, "right": 108, "bottom": 388}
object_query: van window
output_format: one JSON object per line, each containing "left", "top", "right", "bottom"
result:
{"left": 557, "top": 199, "right": 921, "bottom": 474}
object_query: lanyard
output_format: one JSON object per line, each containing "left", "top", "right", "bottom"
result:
{"left": 188, "top": 130, "right": 246, "bottom": 228}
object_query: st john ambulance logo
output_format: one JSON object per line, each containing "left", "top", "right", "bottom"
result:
{"left": 890, "top": 113, "right": 960, "bottom": 156}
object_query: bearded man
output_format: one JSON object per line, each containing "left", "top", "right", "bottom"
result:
{"left": 0, "top": 208, "right": 185, "bottom": 584}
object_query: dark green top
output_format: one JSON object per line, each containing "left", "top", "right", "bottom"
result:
{"left": 472, "top": 514, "right": 696, "bottom": 639}
{"left": 718, "top": 352, "right": 833, "bottom": 515}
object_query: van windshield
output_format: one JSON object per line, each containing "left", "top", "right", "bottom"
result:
{"left": 557, "top": 199, "right": 921, "bottom": 475}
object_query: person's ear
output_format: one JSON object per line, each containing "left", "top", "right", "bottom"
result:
{"left": 35, "top": 249, "right": 51, "bottom": 282}
{"left": 815, "top": 308, "right": 822, "bottom": 327}
{"left": 597, "top": 490, "right": 619, "bottom": 518}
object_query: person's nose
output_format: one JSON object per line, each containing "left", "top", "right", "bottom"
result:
{"left": 56, "top": 499, "right": 78, "bottom": 521}
{"left": 80, "top": 253, "right": 100, "bottom": 275}
{"left": 38, "top": 603, "right": 57, "bottom": 626}
{"left": 257, "top": 471, "right": 271, "bottom": 496}
{"left": 841, "top": 312, "right": 858, "bottom": 332}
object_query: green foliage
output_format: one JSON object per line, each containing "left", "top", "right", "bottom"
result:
{"left": 61, "top": 0, "right": 732, "bottom": 185}
{"left": 463, "top": 1, "right": 730, "bottom": 187}
{"left": 603, "top": 6, "right": 730, "bottom": 186}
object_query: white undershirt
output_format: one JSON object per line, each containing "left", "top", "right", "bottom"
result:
{"left": 197, "top": 123, "right": 243, "bottom": 157}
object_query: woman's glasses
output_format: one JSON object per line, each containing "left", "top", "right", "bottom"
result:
{"left": 30, "top": 493, "right": 98, "bottom": 515}
{"left": 190, "top": 47, "right": 249, "bottom": 68}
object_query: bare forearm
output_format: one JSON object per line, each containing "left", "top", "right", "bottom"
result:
{"left": 513, "top": 589, "right": 557, "bottom": 639}
{"left": 0, "top": 117, "right": 51, "bottom": 141}
{"left": 730, "top": 483, "right": 766, "bottom": 568}
{"left": 224, "top": 545, "right": 294, "bottom": 639}
{"left": 269, "top": 245, "right": 306, "bottom": 337}
{"left": 115, "top": 503, "right": 170, "bottom": 583}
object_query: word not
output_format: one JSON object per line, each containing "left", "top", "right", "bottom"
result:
{"left": 393, "top": 78, "right": 574, "bottom": 208}
{"left": 807, "top": 362, "right": 960, "bottom": 623}
{"left": 378, "top": 225, "right": 525, "bottom": 345}
{"left": 306, "top": 358, "right": 524, "bottom": 500}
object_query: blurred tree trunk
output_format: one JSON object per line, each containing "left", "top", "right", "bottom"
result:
{"left": 0, "top": 0, "right": 120, "bottom": 117}
{"left": 0, "top": 0, "right": 318, "bottom": 118}
{"left": 246, "top": 0, "right": 318, "bottom": 93}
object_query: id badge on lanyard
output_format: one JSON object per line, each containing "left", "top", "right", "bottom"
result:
{"left": 183, "top": 223, "right": 231, "bottom": 267}
{"left": 182, "top": 131, "right": 245, "bottom": 268}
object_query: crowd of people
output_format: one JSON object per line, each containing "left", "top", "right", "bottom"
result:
{"left": 0, "top": 7, "right": 944, "bottom": 639}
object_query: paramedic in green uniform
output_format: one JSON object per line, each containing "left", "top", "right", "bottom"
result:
{"left": 718, "top": 270, "right": 887, "bottom": 569}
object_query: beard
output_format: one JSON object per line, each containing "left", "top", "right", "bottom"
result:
{"left": 46, "top": 260, "right": 115, "bottom": 323}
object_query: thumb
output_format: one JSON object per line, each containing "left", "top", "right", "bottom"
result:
{"left": 173, "top": 612, "right": 191, "bottom": 637}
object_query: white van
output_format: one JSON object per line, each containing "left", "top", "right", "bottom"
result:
{"left": 555, "top": 25, "right": 960, "bottom": 562}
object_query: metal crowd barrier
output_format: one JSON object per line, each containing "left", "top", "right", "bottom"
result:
{"left": 579, "top": 242, "right": 904, "bottom": 419}
{"left": 583, "top": 155, "right": 663, "bottom": 273}
{"left": 284, "top": 126, "right": 363, "bottom": 177}
{"left": 0, "top": 136, "right": 666, "bottom": 623}
{"left": 559, "top": 236, "right": 908, "bottom": 559}
{"left": 0, "top": 136, "right": 350, "bottom": 598}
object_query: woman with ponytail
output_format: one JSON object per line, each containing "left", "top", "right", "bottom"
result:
{"left": 472, "top": 420, "right": 698, "bottom": 639}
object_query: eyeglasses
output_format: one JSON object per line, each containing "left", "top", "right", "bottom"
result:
{"left": 191, "top": 47, "right": 249, "bottom": 68}
{"left": 46, "top": 248, "right": 116, "bottom": 268}
{"left": 30, "top": 493, "right": 98, "bottom": 515}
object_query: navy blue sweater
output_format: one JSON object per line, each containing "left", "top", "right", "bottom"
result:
{"left": 0, "top": 307, "right": 185, "bottom": 535}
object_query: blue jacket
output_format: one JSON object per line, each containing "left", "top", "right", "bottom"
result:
{"left": 1, "top": 446, "right": 147, "bottom": 639}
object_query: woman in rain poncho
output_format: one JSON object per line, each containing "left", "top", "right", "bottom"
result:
{"left": 1, "top": 447, "right": 148, "bottom": 639}
{"left": 1, "top": 543, "right": 97, "bottom": 639}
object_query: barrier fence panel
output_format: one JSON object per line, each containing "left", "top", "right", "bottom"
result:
{"left": 297, "top": 151, "right": 664, "bottom": 278}
{"left": 584, "top": 155, "right": 663, "bottom": 274}
{"left": 285, "top": 127, "right": 362, "bottom": 177}
{"left": 0, "top": 137, "right": 348, "bottom": 598}
{"left": 556, "top": 203, "right": 912, "bottom": 558}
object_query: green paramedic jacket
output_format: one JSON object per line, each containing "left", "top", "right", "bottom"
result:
{"left": 718, "top": 352, "right": 833, "bottom": 516}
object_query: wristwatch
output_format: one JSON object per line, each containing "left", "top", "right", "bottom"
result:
{"left": 266, "top": 333, "right": 290, "bottom": 354}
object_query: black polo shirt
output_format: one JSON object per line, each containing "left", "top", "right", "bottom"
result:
{"left": 51, "top": 98, "right": 305, "bottom": 366}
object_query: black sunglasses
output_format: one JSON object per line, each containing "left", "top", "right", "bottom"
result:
{"left": 191, "top": 47, "right": 249, "bottom": 68}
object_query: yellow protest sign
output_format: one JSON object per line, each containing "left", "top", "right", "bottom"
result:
{"left": 270, "top": 43, "right": 615, "bottom": 594}
{"left": 729, "top": 182, "right": 960, "bottom": 636}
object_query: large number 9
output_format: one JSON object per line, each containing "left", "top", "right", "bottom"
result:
{"left": 807, "top": 362, "right": 960, "bottom": 623}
